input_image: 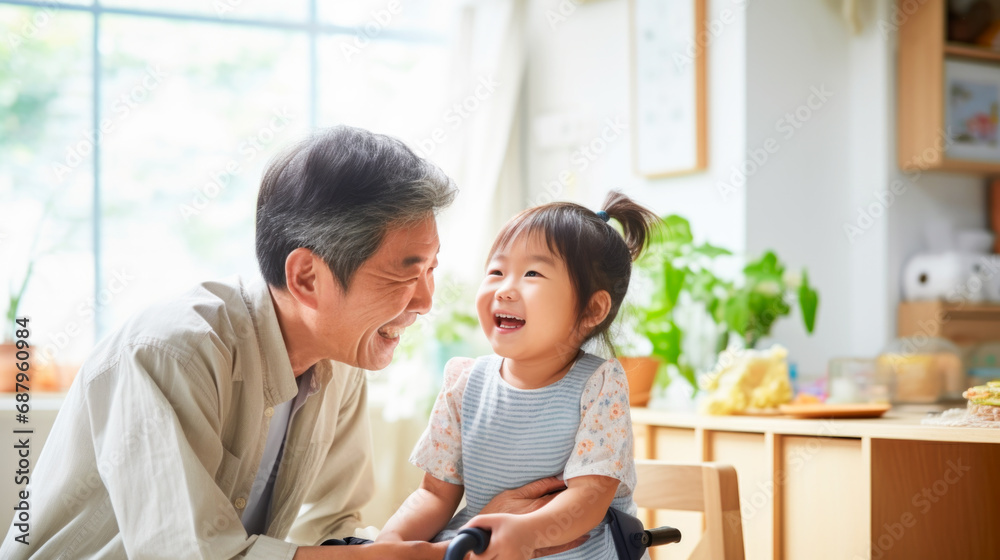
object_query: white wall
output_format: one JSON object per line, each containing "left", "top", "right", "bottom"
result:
{"left": 743, "top": 0, "right": 900, "bottom": 374}
{"left": 743, "top": 0, "right": 988, "bottom": 374}
{"left": 522, "top": 0, "right": 988, "bottom": 379}
{"left": 523, "top": 0, "right": 747, "bottom": 255}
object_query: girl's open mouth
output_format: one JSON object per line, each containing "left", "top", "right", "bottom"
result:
{"left": 494, "top": 313, "right": 526, "bottom": 330}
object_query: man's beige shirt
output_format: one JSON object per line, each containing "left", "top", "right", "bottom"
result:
{"left": 1, "top": 276, "right": 375, "bottom": 559}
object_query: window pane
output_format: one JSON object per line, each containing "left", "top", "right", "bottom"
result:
{"left": 100, "top": 0, "right": 307, "bottom": 22}
{"left": 317, "top": 37, "right": 450, "bottom": 148}
{"left": 319, "top": 0, "right": 456, "bottom": 35}
{"left": 0, "top": 6, "right": 94, "bottom": 389}
{"left": 98, "top": 16, "right": 309, "bottom": 333}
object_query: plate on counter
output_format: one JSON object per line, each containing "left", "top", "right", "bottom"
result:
{"left": 778, "top": 403, "right": 891, "bottom": 419}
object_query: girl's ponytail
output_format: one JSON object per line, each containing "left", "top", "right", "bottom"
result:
{"left": 601, "top": 190, "right": 660, "bottom": 261}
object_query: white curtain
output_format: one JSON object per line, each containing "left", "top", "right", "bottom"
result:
{"left": 435, "top": 0, "right": 528, "bottom": 282}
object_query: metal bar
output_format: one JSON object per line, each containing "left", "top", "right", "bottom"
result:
{"left": 0, "top": 0, "right": 442, "bottom": 43}
{"left": 92, "top": 2, "right": 103, "bottom": 335}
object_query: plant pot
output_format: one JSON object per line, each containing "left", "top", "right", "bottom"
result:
{"left": 0, "top": 343, "right": 19, "bottom": 392}
{"left": 619, "top": 356, "right": 660, "bottom": 407}
{"left": 0, "top": 344, "right": 76, "bottom": 392}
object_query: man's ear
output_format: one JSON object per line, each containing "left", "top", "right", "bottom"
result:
{"left": 583, "top": 290, "right": 612, "bottom": 330}
{"left": 284, "top": 247, "right": 323, "bottom": 310}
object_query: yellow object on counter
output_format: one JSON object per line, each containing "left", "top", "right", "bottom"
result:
{"left": 698, "top": 344, "right": 793, "bottom": 415}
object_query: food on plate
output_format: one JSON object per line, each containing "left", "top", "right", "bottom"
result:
{"left": 698, "top": 345, "right": 793, "bottom": 415}
{"left": 790, "top": 392, "right": 822, "bottom": 405}
{"left": 963, "top": 381, "right": 1000, "bottom": 422}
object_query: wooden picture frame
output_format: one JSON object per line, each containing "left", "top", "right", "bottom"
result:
{"left": 943, "top": 58, "right": 1000, "bottom": 164}
{"left": 629, "top": 0, "right": 708, "bottom": 178}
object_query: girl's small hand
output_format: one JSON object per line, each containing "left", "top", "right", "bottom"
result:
{"left": 463, "top": 513, "right": 533, "bottom": 560}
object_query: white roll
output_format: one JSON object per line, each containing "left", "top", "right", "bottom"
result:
{"left": 903, "top": 252, "right": 971, "bottom": 301}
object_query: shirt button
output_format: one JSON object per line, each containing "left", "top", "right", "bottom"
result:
{"left": 234, "top": 497, "right": 247, "bottom": 509}
{"left": 264, "top": 407, "right": 274, "bottom": 418}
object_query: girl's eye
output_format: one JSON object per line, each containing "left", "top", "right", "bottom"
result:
{"left": 525, "top": 270, "right": 539, "bottom": 277}
{"left": 488, "top": 269, "right": 502, "bottom": 276}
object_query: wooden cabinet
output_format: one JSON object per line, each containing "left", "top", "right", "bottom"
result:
{"left": 632, "top": 409, "right": 1000, "bottom": 560}
{"left": 897, "top": 0, "right": 1000, "bottom": 175}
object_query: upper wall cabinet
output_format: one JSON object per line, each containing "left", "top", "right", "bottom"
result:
{"left": 897, "top": 0, "right": 1000, "bottom": 175}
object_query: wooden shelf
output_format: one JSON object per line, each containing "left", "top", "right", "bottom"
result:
{"left": 945, "top": 42, "right": 1000, "bottom": 63}
{"left": 896, "top": 0, "right": 1000, "bottom": 175}
{"left": 898, "top": 300, "right": 1000, "bottom": 344}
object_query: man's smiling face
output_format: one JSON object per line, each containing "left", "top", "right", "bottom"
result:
{"left": 318, "top": 215, "right": 439, "bottom": 370}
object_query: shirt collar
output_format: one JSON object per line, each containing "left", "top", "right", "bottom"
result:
{"left": 242, "top": 275, "right": 300, "bottom": 407}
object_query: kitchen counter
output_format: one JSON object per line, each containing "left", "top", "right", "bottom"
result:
{"left": 630, "top": 408, "right": 999, "bottom": 560}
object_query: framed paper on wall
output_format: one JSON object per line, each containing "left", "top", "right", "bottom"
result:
{"left": 630, "top": 0, "right": 707, "bottom": 178}
{"left": 944, "top": 59, "right": 1000, "bottom": 163}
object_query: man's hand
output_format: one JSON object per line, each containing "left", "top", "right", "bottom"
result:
{"left": 474, "top": 477, "right": 588, "bottom": 557}
{"left": 530, "top": 537, "right": 589, "bottom": 558}
{"left": 479, "top": 477, "right": 566, "bottom": 516}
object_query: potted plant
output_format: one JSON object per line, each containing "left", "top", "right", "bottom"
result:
{"left": 621, "top": 215, "right": 819, "bottom": 406}
{"left": 1, "top": 261, "right": 34, "bottom": 392}
{"left": 1, "top": 198, "right": 77, "bottom": 393}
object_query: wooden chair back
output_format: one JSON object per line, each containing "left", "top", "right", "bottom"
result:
{"left": 634, "top": 460, "right": 746, "bottom": 560}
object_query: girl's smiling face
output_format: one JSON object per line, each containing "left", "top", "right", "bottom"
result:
{"left": 476, "top": 232, "right": 586, "bottom": 363}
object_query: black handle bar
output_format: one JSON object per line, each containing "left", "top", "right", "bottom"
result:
{"left": 640, "top": 525, "right": 682, "bottom": 547}
{"left": 443, "top": 527, "right": 491, "bottom": 560}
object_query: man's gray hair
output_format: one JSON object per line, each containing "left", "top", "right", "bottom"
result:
{"left": 255, "top": 126, "right": 457, "bottom": 290}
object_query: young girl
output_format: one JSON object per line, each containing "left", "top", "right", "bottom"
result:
{"left": 377, "top": 191, "right": 658, "bottom": 559}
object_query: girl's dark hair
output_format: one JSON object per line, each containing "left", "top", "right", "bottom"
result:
{"left": 486, "top": 190, "right": 660, "bottom": 354}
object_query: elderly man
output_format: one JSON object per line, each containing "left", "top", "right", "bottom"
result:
{"left": 3, "top": 127, "right": 576, "bottom": 559}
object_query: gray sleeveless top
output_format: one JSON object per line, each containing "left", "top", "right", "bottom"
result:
{"left": 434, "top": 353, "right": 638, "bottom": 559}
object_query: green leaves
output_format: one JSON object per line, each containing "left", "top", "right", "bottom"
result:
{"left": 436, "top": 311, "right": 479, "bottom": 344}
{"left": 723, "top": 252, "right": 805, "bottom": 348}
{"left": 798, "top": 271, "right": 819, "bottom": 334}
{"left": 676, "top": 363, "right": 697, "bottom": 390}
{"left": 743, "top": 251, "right": 783, "bottom": 284}
{"left": 690, "top": 242, "right": 732, "bottom": 259}
{"left": 661, "top": 260, "right": 686, "bottom": 314}
{"left": 653, "top": 215, "right": 693, "bottom": 247}
{"left": 643, "top": 320, "right": 684, "bottom": 390}
{"left": 646, "top": 319, "right": 682, "bottom": 366}
{"left": 723, "top": 290, "right": 750, "bottom": 340}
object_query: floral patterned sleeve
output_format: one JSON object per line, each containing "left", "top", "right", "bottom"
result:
{"left": 564, "top": 358, "right": 637, "bottom": 494}
{"left": 409, "top": 357, "right": 474, "bottom": 486}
